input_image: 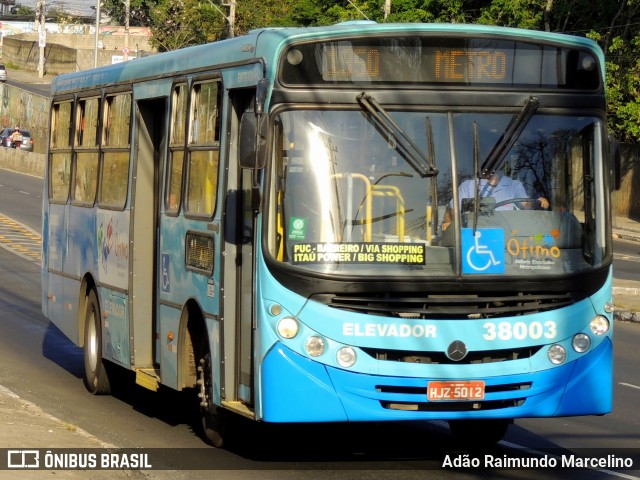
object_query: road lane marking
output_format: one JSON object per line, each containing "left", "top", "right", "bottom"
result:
{"left": 620, "top": 382, "right": 640, "bottom": 390}
{"left": 0, "top": 213, "right": 41, "bottom": 264}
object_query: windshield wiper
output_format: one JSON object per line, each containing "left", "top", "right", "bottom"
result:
{"left": 357, "top": 92, "right": 438, "bottom": 178}
{"left": 481, "top": 96, "right": 540, "bottom": 176}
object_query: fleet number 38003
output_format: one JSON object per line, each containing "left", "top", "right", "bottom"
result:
{"left": 482, "top": 321, "right": 557, "bottom": 341}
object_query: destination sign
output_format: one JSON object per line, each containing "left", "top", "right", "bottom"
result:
{"left": 280, "top": 36, "right": 600, "bottom": 90}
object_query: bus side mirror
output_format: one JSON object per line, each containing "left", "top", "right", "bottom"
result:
{"left": 239, "top": 112, "right": 266, "bottom": 170}
{"left": 239, "top": 79, "right": 268, "bottom": 170}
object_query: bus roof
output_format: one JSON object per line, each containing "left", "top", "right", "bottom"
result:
{"left": 51, "top": 22, "right": 603, "bottom": 95}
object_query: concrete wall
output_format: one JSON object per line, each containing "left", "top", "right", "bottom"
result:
{"left": 0, "top": 83, "right": 49, "bottom": 154}
{"left": 0, "top": 146, "right": 45, "bottom": 177}
{"left": 0, "top": 77, "right": 46, "bottom": 176}
{"left": 2, "top": 31, "right": 154, "bottom": 74}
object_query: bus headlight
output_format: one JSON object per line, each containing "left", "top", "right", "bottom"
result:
{"left": 590, "top": 315, "right": 609, "bottom": 336}
{"left": 572, "top": 333, "right": 591, "bottom": 353}
{"left": 277, "top": 317, "right": 299, "bottom": 339}
{"left": 337, "top": 347, "right": 356, "bottom": 368}
{"left": 547, "top": 344, "right": 566, "bottom": 365}
{"left": 305, "top": 336, "right": 325, "bottom": 357}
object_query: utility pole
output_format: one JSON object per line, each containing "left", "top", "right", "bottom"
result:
{"left": 227, "top": 0, "right": 235, "bottom": 38}
{"left": 35, "top": 0, "right": 46, "bottom": 78}
{"left": 94, "top": 0, "right": 100, "bottom": 67}
{"left": 123, "top": 0, "right": 130, "bottom": 61}
{"left": 207, "top": 0, "right": 236, "bottom": 38}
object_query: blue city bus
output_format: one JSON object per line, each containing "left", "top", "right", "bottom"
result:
{"left": 42, "top": 22, "right": 617, "bottom": 447}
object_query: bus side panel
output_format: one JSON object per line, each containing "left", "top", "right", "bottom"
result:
{"left": 61, "top": 207, "right": 97, "bottom": 343}
{"left": 158, "top": 304, "right": 181, "bottom": 390}
{"left": 44, "top": 203, "right": 78, "bottom": 344}
{"left": 95, "top": 210, "right": 130, "bottom": 292}
{"left": 64, "top": 208, "right": 97, "bottom": 280}
{"left": 157, "top": 215, "right": 220, "bottom": 390}
{"left": 92, "top": 210, "right": 131, "bottom": 364}
{"left": 99, "top": 289, "right": 130, "bottom": 366}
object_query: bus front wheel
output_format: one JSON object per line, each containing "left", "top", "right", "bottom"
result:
{"left": 197, "top": 348, "right": 226, "bottom": 448}
{"left": 83, "top": 289, "right": 111, "bottom": 395}
{"left": 448, "top": 419, "right": 510, "bottom": 446}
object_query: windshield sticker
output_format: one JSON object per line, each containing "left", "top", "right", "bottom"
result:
{"left": 462, "top": 228, "right": 505, "bottom": 274}
{"left": 292, "top": 242, "right": 425, "bottom": 265}
{"left": 288, "top": 217, "right": 307, "bottom": 240}
{"left": 508, "top": 229, "right": 560, "bottom": 271}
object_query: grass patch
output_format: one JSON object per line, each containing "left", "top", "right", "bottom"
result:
{"left": 64, "top": 423, "right": 77, "bottom": 432}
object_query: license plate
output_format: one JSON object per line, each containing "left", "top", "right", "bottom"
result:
{"left": 427, "top": 380, "right": 485, "bottom": 401}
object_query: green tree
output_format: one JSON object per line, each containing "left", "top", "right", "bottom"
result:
{"left": 12, "top": 4, "right": 35, "bottom": 15}
{"left": 235, "top": 0, "right": 296, "bottom": 33}
{"left": 477, "top": 0, "right": 546, "bottom": 29}
{"left": 148, "top": 0, "right": 217, "bottom": 51}
{"left": 101, "top": 0, "right": 154, "bottom": 27}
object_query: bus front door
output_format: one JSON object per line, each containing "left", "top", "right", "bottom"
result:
{"left": 222, "top": 90, "right": 257, "bottom": 414}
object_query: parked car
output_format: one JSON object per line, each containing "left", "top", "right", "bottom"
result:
{"left": 0, "top": 128, "right": 34, "bottom": 152}
{"left": 0, "top": 65, "right": 6, "bottom": 82}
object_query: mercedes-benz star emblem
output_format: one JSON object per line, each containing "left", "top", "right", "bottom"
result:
{"left": 446, "top": 340, "right": 468, "bottom": 362}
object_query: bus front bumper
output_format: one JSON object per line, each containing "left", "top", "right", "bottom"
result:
{"left": 259, "top": 339, "right": 612, "bottom": 423}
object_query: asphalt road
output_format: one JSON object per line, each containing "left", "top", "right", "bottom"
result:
{"left": 614, "top": 238, "right": 640, "bottom": 282}
{"left": 0, "top": 169, "right": 638, "bottom": 480}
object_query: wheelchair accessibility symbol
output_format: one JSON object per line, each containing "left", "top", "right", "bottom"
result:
{"left": 461, "top": 228, "right": 505, "bottom": 274}
{"left": 161, "top": 252, "right": 171, "bottom": 293}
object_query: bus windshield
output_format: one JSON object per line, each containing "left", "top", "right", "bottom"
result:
{"left": 268, "top": 108, "right": 606, "bottom": 278}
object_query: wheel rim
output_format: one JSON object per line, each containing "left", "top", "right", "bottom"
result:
{"left": 87, "top": 304, "right": 99, "bottom": 372}
{"left": 198, "top": 354, "right": 212, "bottom": 410}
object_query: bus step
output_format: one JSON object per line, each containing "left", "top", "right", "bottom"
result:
{"left": 135, "top": 368, "right": 160, "bottom": 392}
{"left": 222, "top": 401, "right": 255, "bottom": 419}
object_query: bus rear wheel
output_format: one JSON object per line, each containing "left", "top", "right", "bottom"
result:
{"left": 83, "top": 289, "right": 111, "bottom": 395}
{"left": 448, "top": 419, "right": 510, "bottom": 447}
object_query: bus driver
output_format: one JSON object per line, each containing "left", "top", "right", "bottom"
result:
{"left": 441, "top": 171, "right": 549, "bottom": 231}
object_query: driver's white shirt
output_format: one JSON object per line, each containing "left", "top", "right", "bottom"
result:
{"left": 456, "top": 175, "right": 528, "bottom": 211}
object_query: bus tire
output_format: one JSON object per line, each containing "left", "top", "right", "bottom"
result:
{"left": 83, "top": 289, "right": 111, "bottom": 395}
{"left": 448, "top": 419, "right": 510, "bottom": 446}
{"left": 197, "top": 350, "right": 225, "bottom": 448}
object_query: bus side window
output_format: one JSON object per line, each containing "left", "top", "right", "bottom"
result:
{"left": 49, "top": 101, "right": 73, "bottom": 202}
{"left": 74, "top": 97, "right": 100, "bottom": 205}
{"left": 99, "top": 93, "right": 131, "bottom": 209}
{"left": 185, "top": 80, "right": 221, "bottom": 217}
{"left": 167, "top": 83, "right": 188, "bottom": 213}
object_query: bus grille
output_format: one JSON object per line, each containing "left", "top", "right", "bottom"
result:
{"left": 317, "top": 291, "right": 579, "bottom": 319}
{"left": 361, "top": 346, "right": 541, "bottom": 364}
